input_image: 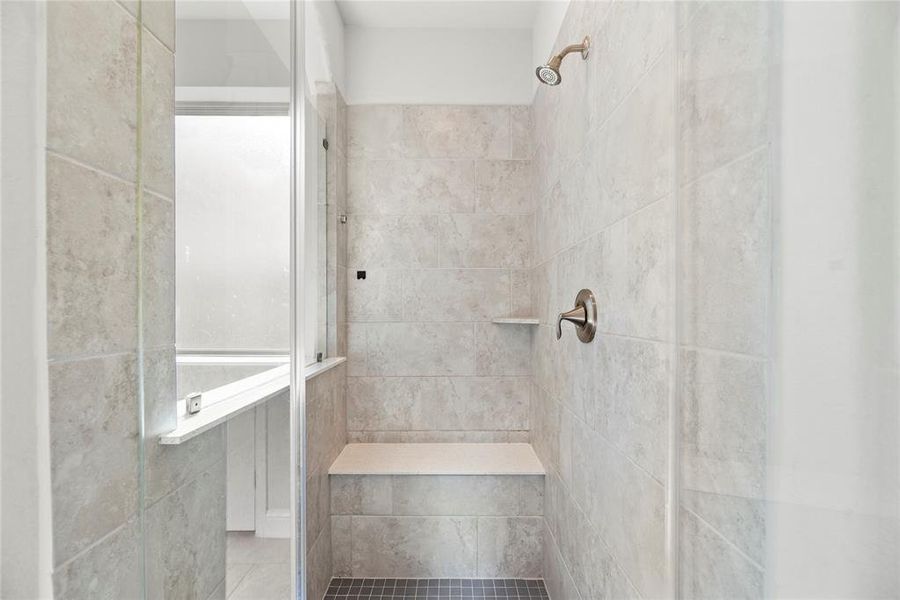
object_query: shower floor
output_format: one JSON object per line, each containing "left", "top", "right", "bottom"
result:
{"left": 324, "top": 578, "right": 550, "bottom": 599}
{"left": 226, "top": 532, "right": 291, "bottom": 599}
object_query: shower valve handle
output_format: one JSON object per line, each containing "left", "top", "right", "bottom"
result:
{"left": 556, "top": 289, "right": 597, "bottom": 343}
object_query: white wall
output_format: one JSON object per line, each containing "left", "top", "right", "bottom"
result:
{"left": 0, "top": 1, "right": 52, "bottom": 596}
{"left": 307, "top": 0, "right": 346, "bottom": 96}
{"left": 345, "top": 26, "right": 533, "bottom": 105}
{"left": 530, "top": 0, "right": 569, "bottom": 97}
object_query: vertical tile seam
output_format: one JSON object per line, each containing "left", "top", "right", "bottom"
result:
{"left": 474, "top": 513, "right": 480, "bottom": 577}
{"left": 134, "top": 1, "right": 147, "bottom": 597}
{"left": 667, "top": 3, "right": 683, "bottom": 598}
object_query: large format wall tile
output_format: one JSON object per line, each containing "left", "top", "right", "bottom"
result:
{"left": 141, "top": 193, "right": 175, "bottom": 349}
{"left": 47, "top": 155, "right": 138, "bottom": 357}
{"left": 438, "top": 214, "right": 532, "bottom": 269}
{"left": 362, "top": 322, "right": 475, "bottom": 376}
{"left": 47, "top": 1, "right": 138, "bottom": 181}
{"left": 141, "top": 33, "right": 175, "bottom": 199}
{"left": 348, "top": 215, "right": 439, "bottom": 268}
{"left": 588, "top": 0, "right": 672, "bottom": 133}
{"left": 679, "top": 2, "right": 770, "bottom": 182}
{"left": 332, "top": 475, "right": 393, "bottom": 515}
{"left": 542, "top": 523, "right": 582, "bottom": 600}
{"left": 681, "top": 150, "right": 769, "bottom": 355}
{"left": 681, "top": 348, "right": 766, "bottom": 502}
{"left": 588, "top": 53, "right": 674, "bottom": 233}
{"left": 348, "top": 159, "right": 475, "bottom": 215}
{"left": 307, "top": 467, "right": 332, "bottom": 553}
{"left": 401, "top": 106, "right": 511, "bottom": 159}
{"left": 52, "top": 518, "right": 141, "bottom": 600}
{"left": 332, "top": 516, "right": 352, "bottom": 576}
{"left": 509, "top": 106, "right": 533, "bottom": 160}
{"left": 571, "top": 423, "right": 667, "bottom": 597}
{"left": 475, "top": 323, "right": 531, "bottom": 376}
{"left": 475, "top": 160, "right": 532, "bottom": 214}
{"left": 351, "top": 517, "right": 477, "bottom": 577}
{"left": 347, "top": 376, "right": 528, "bottom": 432}
{"left": 392, "top": 476, "right": 543, "bottom": 517}
{"left": 146, "top": 461, "right": 226, "bottom": 600}
{"left": 583, "top": 335, "right": 669, "bottom": 482}
{"left": 680, "top": 509, "right": 763, "bottom": 599}
{"left": 143, "top": 349, "right": 225, "bottom": 506}
{"left": 347, "top": 269, "right": 405, "bottom": 322}
{"left": 476, "top": 517, "right": 542, "bottom": 577}
{"left": 347, "top": 106, "right": 404, "bottom": 159}
{"left": 594, "top": 198, "right": 670, "bottom": 341}
{"left": 49, "top": 354, "right": 139, "bottom": 565}
{"left": 403, "top": 270, "right": 510, "bottom": 322}
{"left": 307, "top": 522, "right": 333, "bottom": 600}
{"left": 332, "top": 475, "right": 542, "bottom": 518}
{"left": 141, "top": 0, "right": 175, "bottom": 51}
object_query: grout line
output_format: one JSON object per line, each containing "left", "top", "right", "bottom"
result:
{"left": 52, "top": 512, "right": 137, "bottom": 572}
{"left": 683, "top": 507, "right": 765, "bottom": 573}
{"left": 143, "top": 456, "right": 227, "bottom": 512}
{"left": 45, "top": 149, "right": 138, "bottom": 188}
{"left": 678, "top": 144, "right": 769, "bottom": 190}
{"left": 678, "top": 344, "right": 768, "bottom": 362}
{"left": 226, "top": 564, "right": 255, "bottom": 599}
{"left": 141, "top": 22, "right": 173, "bottom": 55}
{"left": 207, "top": 575, "right": 227, "bottom": 600}
{"left": 48, "top": 349, "right": 137, "bottom": 364}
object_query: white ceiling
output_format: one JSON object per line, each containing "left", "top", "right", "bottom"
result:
{"left": 336, "top": 0, "right": 540, "bottom": 29}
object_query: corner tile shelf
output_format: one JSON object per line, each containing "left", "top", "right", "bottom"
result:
{"left": 491, "top": 317, "right": 540, "bottom": 325}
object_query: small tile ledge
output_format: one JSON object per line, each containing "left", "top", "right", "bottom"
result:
{"left": 160, "top": 357, "right": 346, "bottom": 445}
{"left": 491, "top": 317, "right": 540, "bottom": 325}
{"left": 329, "top": 443, "right": 545, "bottom": 476}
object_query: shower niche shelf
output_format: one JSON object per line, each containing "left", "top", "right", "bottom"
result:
{"left": 491, "top": 317, "right": 540, "bottom": 325}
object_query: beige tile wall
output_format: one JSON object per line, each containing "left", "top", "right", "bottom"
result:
{"left": 529, "top": 1, "right": 673, "bottom": 598}
{"left": 46, "top": 2, "right": 226, "bottom": 597}
{"left": 306, "top": 363, "right": 349, "bottom": 600}
{"left": 330, "top": 475, "right": 543, "bottom": 578}
{"left": 531, "top": 2, "right": 772, "bottom": 599}
{"left": 345, "top": 104, "right": 534, "bottom": 442}
{"left": 678, "top": 3, "right": 771, "bottom": 596}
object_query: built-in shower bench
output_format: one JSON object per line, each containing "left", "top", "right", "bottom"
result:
{"left": 328, "top": 443, "right": 545, "bottom": 579}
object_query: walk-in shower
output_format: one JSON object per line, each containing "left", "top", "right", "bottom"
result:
{"left": 2, "top": 2, "right": 897, "bottom": 600}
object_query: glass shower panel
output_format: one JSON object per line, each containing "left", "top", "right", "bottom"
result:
{"left": 175, "top": 112, "right": 291, "bottom": 396}
{"left": 171, "top": 1, "right": 295, "bottom": 597}
{"left": 677, "top": 3, "right": 899, "bottom": 598}
{"left": 174, "top": 0, "right": 292, "bottom": 401}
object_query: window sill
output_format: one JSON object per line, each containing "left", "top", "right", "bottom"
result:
{"left": 159, "top": 357, "right": 346, "bottom": 446}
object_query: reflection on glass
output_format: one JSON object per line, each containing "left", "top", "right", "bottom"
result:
{"left": 174, "top": 1, "right": 296, "bottom": 596}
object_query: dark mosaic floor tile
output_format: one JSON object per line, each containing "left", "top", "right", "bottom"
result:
{"left": 323, "top": 578, "right": 549, "bottom": 599}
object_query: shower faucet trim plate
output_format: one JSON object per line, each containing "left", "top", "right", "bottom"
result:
{"left": 557, "top": 289, "right": 597, "bottom": 343}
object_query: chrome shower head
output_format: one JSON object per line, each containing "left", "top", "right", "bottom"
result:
{"left": 536, "top": 63, "right": 561, "bottom": 86}
{"left": 536, "top": 36, "right": 591, "bottom": 86}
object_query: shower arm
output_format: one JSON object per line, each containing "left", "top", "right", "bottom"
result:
{"left": 547, "top": 37, "right": 591, "bottom": 68}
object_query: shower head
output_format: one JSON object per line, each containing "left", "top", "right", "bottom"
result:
{"left": 536, "top": 61, "right": 562, "bottom": 86}
{"left": 536, "top": 36, "right": 591, "bottom": 86}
